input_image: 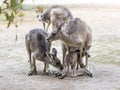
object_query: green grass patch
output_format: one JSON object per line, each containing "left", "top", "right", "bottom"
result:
{"left": 91, "top": 35, "right": 120, "bottom": 65}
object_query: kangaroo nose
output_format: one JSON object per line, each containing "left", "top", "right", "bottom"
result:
{"left": 60, "top": 66, "right": 63, "bottom": 70}
{"left": 46, "top": 37, "right": 49, "bottom": 41}
{"left": 37, "top": 15, "right": 39, "bottom": 18}
{"left": 47, "top": 35, "right": 50, "bottom": 40}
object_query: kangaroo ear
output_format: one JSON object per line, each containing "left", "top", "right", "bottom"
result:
{"left": 35, "top": 6, "right": 44, "bottom": 13}
{"left": 47, "top": 53, "right": 54, "bottom": 60}
{"left": 52, "top": 48, "right": 57, "bottom": 57}
{"left": 50, "top": 54, "right": 54, "bottom": 59}
{"left": 58, "top": 23, "right": 64, "bottom": 31}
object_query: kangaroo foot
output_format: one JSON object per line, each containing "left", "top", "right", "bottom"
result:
{"left": 70, "top": 73, "right": 77, "bottom": 77}
{"left": 58, "top": 73, "right": 67, "bottom": 79}
{"left": 42, "top": 71, "right": 48, "bottom": 75}
{"left": 28, "top": 70, "right": 37, "bottom": 76}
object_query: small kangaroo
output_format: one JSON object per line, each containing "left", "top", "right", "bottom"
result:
{"left": 59, "top": 49, "right": 92, "bottom": 79}
{"left": 63, "top": 50, "right": 79, "bottom": 77}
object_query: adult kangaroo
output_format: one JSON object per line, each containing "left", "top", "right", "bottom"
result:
{"left": 36, "top": 5, "right": 73, "bottom": 32}
{"left": 25, "top": 29, "right": 63, "bottom": 76}
{"left": 47, "top": 18, "right": 92, "bottom": 77}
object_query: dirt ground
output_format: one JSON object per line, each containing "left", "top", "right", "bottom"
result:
{"left": 0, "top": 7, "right": 120, "bottom": 90}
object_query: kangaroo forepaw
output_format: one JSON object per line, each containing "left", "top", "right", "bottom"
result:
{"left": 88, "top": 72, "right": 93, "bottom": 77}
{"left": 84, "top": 70, "right": 93, "bottom": 77}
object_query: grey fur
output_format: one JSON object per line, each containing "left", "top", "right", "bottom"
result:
{"left": 47, "top": 18, "right": 92, "bottom": 77}
{"left": 62, "top": 51, "right": 80, "bottom": 78}
{"left": 36, "top": 5, "right": 73, "bottom": 32}
{"left": 25, "top": 29, "right": 63, "bottom": 76}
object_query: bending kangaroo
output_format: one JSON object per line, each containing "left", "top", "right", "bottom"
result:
{"left": 25, "top": 29, "right": 63, "bottom": 76}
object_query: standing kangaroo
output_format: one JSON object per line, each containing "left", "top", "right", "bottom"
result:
{"left": 47, "top": 18, "right": 92, "bottom": 77}
{"left": 25, "top": 29, "right": 63, "bottom": 76}
{"left": 36, "top": 5, "right": 73, "bottom": 32}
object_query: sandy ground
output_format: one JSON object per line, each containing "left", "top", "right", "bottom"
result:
{"left": 0, "top": 7, "right": 120, "bottom": 90}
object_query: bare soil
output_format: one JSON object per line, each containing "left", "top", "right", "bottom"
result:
{"left": 0, "top": 7, "right": 120, "bottom": 90}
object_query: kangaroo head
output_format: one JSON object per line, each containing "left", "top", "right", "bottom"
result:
{"left": 47, "top": 23, "right": 64, "bottom": 42}
{"left": 35, "top": 7, "right": 44, "bottom": 22}
{"left": 49, "top": 48, "right": 63, "bottom": 70}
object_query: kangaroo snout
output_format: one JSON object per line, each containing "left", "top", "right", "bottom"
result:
{"left": 39, "top": 19, "right": 41, "bottom": 21}
{"left": 46, "top": 36, "right": 51, "bottom": 42}
{"left": 37, "top": 15, "right": 39, "bottom": 18}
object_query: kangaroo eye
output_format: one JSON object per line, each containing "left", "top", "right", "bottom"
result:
{"left": 37, "top": 15, "right": 39, "bottom": 18}
{"left": 52, "top": 33, "right": 56, "bottom": 36}
{"left": 41, "top": 15, "right": 43, "bottom": 18}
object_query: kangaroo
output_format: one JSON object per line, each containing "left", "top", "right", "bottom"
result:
{"left": 36, "top": 5, "right": 73, "bottom": 32}
{"left": 59, "top": 49, "right": 92, "bottom": 79}
{"left": 61, "top": 50, "right": 80, "bottom": 78}
{"left": 25, "top": 29, "right": 63, "bottom": 76}
{"left": 47, "top": 18, "right": 92, "bottom": 77}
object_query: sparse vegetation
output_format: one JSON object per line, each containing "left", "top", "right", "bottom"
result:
{"left": 90, "top": 35, "right": 120, "bottom": 65}
{"left": 0, "top": 0, "right": 24, "bottom": 28}
{"left": 0, "top": 6, "right": 120, "bottom": 90}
